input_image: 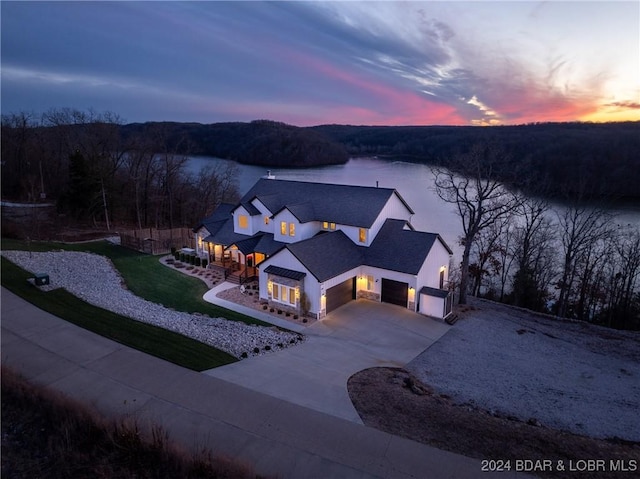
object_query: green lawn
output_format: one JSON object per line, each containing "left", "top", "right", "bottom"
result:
{"left": 0, "top": 238, "right": 267, "bottom": 326}
{"left": 1, "top": 257, "right": 236, "bottom": 371}
{"left": 0, "top": 238, "right": 277, "bottom": 370}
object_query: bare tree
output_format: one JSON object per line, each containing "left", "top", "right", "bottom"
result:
{"left": 432, "top": 143, "right": 522, "bottom": 304}
{"left": 469, "top": 217, "right": 509, "bottom": 297}
{"left": 554, "top": 202, "right": 613, "bottom": 318}
{"left": 510, "top": 197, "right": 557, "bottom": 311}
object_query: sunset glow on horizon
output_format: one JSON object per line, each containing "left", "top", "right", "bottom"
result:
{"left": 2, "top": 1, "right": 638, "bottom": 126}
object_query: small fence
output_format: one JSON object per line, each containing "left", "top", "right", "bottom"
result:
{"left": 119, "top": 227, "right": 194, "bottom": 255}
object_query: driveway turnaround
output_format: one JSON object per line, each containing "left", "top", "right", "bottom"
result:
{"left": 1, "top": 287, "right": 530, "bottom": 478}
{"left": 205, "top": 289, "right": 452, "bottom": 423}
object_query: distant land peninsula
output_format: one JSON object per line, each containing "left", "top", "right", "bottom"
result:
{"left": 120, "top": 120, "right": 639, "bottom": 201}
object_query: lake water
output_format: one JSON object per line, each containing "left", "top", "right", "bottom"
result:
{"left": 187, "top": 156, "right": 640, "bottom": 260}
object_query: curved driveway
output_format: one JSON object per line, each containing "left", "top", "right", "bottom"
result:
{"left": 204, "top": 290, "right": 452, "bottom": 423}
{"left": 2, "top": 287, "right": 530, "bottom": 478}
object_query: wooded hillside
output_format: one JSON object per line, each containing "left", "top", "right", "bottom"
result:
{"left": 311, "top": 122, "right": 640, "bottom": 200}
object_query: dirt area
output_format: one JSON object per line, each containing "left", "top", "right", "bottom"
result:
{"left": 348, "top": 300, "right": 640, "bottom": 479}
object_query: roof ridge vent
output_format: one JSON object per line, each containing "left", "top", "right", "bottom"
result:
{"left": 265, "top": 170, "right": 276, "bottom": 179}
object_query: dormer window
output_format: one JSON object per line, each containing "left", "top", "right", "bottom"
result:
{"left": 289, "top": 223, "right": 295, "bottom": 237}
{"left": 359, "top": 228, "right": 367, "bottom": 243}
{"left": 280, "top": 221, "right": 287, "bottom": 235}
{"left": 322, "top": 221, "right": 336, "bottom": 230}
{"left": 238, "top": 215, "right": 248, "bottom": 229}
{"left": 264, "top": 216, "right": 270, "bottom": 225}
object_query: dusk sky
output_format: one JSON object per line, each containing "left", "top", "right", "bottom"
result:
{"left": 2, "top": 1, "right": 639, "bottom": 126}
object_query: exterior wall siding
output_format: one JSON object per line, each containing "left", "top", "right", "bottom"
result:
{"left": 417, "top": 238, "right": 451, "bottom": 290}
{"left": 420, "top": 293, "right": 445, "bottom": 318}
{"left": 355, "top": 266, "right": 418, "bottom": 310}
{"left": 233, "top": 205, "right": 254, "bottom": 236}
{"left": 250, "top": 198, "right": 274, "bottom": 234}
{"left": 259, "top": 250, "right": 321, "bottom": 317}
{"left": 369, "top": 194, "right": 413, "bottom": 240}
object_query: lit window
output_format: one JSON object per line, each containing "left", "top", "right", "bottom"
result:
{"left": 359, "top": 228, "right": 367, "bottom": 243}
{"left": 281, "top": 221, "right": 287, "bottom": 235}
{"left": 323, "top": 221, "right": 329, "bottom": 229}
{"left": 238, "top": 215, "right": 248, "bottom": 229}
{"left": 289, "top": 222, "right": 295, "bottom": 236}
{"left": 330, "top": 223, "right": 336, "bottom": 230}
{"left": 264, "top": 216, "right": 270, "bottom": 225}
{"left": 271, "top": 282, "right": 297, "bottom": 306}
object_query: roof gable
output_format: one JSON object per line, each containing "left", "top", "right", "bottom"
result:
{"left": 364, "top": 219, "right": 445, "bottom": 275}
{"left": 286, "top": 231, "right": 364, "bottom": 282}
{"left": 193, "top": 203, "right": 234, "bottom": 232}
{"left": 239, "top": 178, "right": 409, "bottom": 227}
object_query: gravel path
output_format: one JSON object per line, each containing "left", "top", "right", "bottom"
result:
{"left": 407, "top": 299, "right": 640, "bottom": 442}
{"left": 2, "top": 251, "right": 301, "bottom": 358}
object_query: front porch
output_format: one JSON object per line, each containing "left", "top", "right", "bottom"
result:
{"left": 207, "top": 259, "right": 258, "bottom": 284}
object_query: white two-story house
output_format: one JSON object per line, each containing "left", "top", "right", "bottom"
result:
{"left": 194, "top": 176, "right": 453, "bottom": 320}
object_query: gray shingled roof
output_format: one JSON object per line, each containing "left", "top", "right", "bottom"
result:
{"left": 231, "top": 233, "right": 285, "bottom": 256}
{"left": 277, "top": 219, "right": 451, "bottom": 281}
{"left": 364, "top": 219, "right": 443, "bottom": 275}
{"left": 420, "top": 286, "right": 451, "bottom": 298}
{"left": 203, "top": 218, "right": 248, "bottom": 246}
{"left": 263, "top": 265, "right": 306, "bottom": 281}
{"left": 286, "top": 231, "right": 364, "bottom": 282}
{"left": 238, "top": 178, "right": 413, "bottom": 228}
{"left": 193, "top": 203, "right": 234, "bottom": 233}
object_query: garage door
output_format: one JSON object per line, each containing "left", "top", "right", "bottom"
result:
{"left": 381, "top": 278, "right": 408, "bottom": 307}
{"left": 326, "top": 277, "right": 356, "bottom": 314}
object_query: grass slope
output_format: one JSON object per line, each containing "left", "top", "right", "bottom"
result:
{"left": 1, "top": 239, "right": 266, "bottom": 326}
{"left": 1, "top": 258, "right": 236, "bottom": 371}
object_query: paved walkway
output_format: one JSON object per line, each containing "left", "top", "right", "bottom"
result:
{"left": 1, "top": 287, "right": 527, "bottom": 478}
{"left": 204, "top": 289, "right": 451, "bottom": 423}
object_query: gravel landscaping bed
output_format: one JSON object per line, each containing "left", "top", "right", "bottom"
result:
{"left": 2, "top": 251, "right": 302, "bottom": 359}
{"left": 406, "top": 299, "right": 640, "bottom": 442}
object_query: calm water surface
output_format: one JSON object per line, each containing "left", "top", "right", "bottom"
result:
{"left": 187, "top": 156, "right": 640, "bottom": 260}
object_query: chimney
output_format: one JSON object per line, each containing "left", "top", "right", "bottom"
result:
{"left": 376, "top": 180, "right": 379, "bottom": 188}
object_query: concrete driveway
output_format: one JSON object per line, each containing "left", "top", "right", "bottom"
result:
{"left": 205, "top": 299, "right": 451, "bottom": 423}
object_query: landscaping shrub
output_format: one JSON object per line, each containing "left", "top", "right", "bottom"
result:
{"left": 264, "top": 345, "right": 271, "bottom": 351}
{"left": 253, "top": 347, "right": 260, "bottom": 354}
{"left": 241, "top": 352, "right": 248, "bottom": 359}
{"left": 262, "top": 305, "right": 268, "bottom": 310}
{"left": 277, "top": 309, "right": 282, "bottom": 315}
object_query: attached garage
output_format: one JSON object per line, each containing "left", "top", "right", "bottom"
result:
{"left": 381, "top": 278, "right": 408, "bottom": 307}
{"left": 326, "top": 277, "right": 356, "bottom": 314}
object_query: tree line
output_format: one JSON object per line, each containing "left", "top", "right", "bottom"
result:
{"left": 433, "top": 143, "right": 640, "bottom": 330}
{"left": 1, "top": 109, "right": 240, "bottom": 232}
{"left": 312, "top": 122, "right": 640, "bottom": 201}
